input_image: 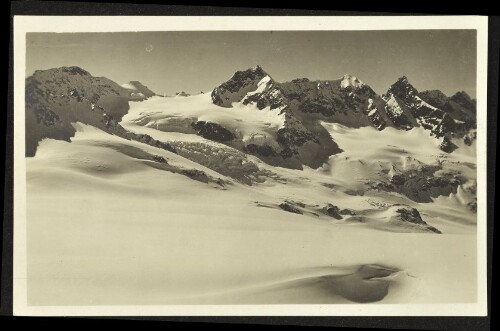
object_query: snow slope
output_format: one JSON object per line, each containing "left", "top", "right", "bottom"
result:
{"left": 122, "top": 94, "right": 285, "bottom": 145}
{"left": 26, "top": 119, "right": 477, "bottom": 305}
{"left": 23, "top": 65, "right": 479, "bottom": 308}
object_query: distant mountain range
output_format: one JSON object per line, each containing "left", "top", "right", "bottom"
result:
{"left": 25, "top": 65, "right": 477, "bottom": 168}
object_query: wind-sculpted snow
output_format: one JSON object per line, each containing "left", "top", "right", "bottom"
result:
{"left": 25, "top": 66, "right": 478, "bottom": 305}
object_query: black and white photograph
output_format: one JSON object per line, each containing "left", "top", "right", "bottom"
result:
{"left": 12, "top": 16, "right": 488, "bottom": 316}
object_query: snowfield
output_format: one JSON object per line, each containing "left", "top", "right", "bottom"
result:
{"left": 122, "top": 94, "right": 285, "bottom": 146}
{"left": 26, "top": 94, "right": 477, "bottom": 306}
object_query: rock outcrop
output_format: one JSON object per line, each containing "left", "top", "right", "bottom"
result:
{"left": 390, "top": 205, "right": 441, "bottom": 233}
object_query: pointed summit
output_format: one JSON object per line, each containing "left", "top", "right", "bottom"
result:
{"left": 250, "top": 64, "right": 266, "bottom": 74}
{"left": 211, "top": 66, "right": 274, "bottom": 107}
{"left": 235, "top": 65, "right": 270, "bottom": 82}
{"left": 450, "top": 91, "right": 474, "bottom": 107}
{"left": 386, "top": 76, "right": 419, "bottom": 105}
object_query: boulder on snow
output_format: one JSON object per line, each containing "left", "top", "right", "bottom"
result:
{"left": 390, "top": 205, "right": 441, "bottom": 233}
{"left": 279, "top": 202, "right": 303, "bottom": 214}
{"left": 439, "top": 136, "right": 458, "bottom": 153}
{"left": 340, "top": 208, "right": 356, "bottom": 216}
{"left": 322, "top": 203, "right": 343, "bottom": 219}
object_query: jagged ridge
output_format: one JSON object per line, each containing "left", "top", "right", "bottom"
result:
{"left": 211, "top": 66, "right": 476, "bottom": 158}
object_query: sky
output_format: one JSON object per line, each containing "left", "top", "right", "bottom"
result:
{"left": 26, "top": 30, "right": 477, "bottom": 97}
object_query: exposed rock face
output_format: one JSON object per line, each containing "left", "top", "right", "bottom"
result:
{"left": 395, "top": 207, "right": 426, "bottom": 224}
{"left": 25, "top": 67, "right": 131, "bottom": 156}
{"left": 279, "top": 202, "right": 303, "bottom": 214}
{"left": 463, "top": 129, "right": 477, "bottom": 146}
{"left": 419, "top": 90, "right": 476, "bottom": 131}
{"left": 439, "top": 136, "right": 458, "bottom": 153}
{"left": 384, "top": 77, "right": 453, "bottom": 139}
{"left": 211, "top": 66, "right": 269, "bottom": 107}
{"left": 211, "top": 67, "right": 476, "bottom": 165}
{"left": 450, "top": 91, "right": 476, "bottom": 115}
{"left": 211, "top": 66, "right": 342, "bottom": 169}
{"left": 25, "top": 66, "right": 175, "bottom": 157}
{"left": 191, "top": 121, "right": 235, "bottom": 142}
{"left": 122, "top": 81, "right": 157, "bottom": 100}
{"left": 373, "top": 163, "right": 463, "bottom": 203}
{"left": 383, "top": 77, "right": 476, "bottom": 151}
{"left": 340, "top": 209, "right": 356, "bottom": 216}
{"left": 322, "top": 203, "right": 343, "bottom": 219}
{"left": 418, "top": 90, "right": 449, "bottom": 109}
{"left": 382, "top": 94, "right": 416, "bottom": 130}
{"left": 391, "top": 205, "right": 441, "bottom": 233}
{"left": 278, "top": 76, "right": 391, "bottom": 129}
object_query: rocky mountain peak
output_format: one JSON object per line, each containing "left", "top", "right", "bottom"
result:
{"left": 385, "top": 76, "right": 419, "bottom": 105}
{"left": 450, "top": 91, "right": 475, "bottom": 110}
{"left": 250, "top": 64, "right": 266, "bottom": 75}
{"left": 232, "top": 65, "right": 270, "bottom": 84}
{"left": 398, "top": 75, "right": 409, "bottom": 83}
{"left": 211, "top": 66, "right": 274, "bottom": 108}
{"left": 418, "top": 90, "right": 449, "bottom": 109}
{"left": 40, "top": 66, "right": 91, "bottom": 77}
{"left": 25, "top": 66, "right": 133, "bottom": 156}
{"left": 340, "top": 74, "right": 365, "bottom": 89}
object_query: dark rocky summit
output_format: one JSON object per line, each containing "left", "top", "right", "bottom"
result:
{"left": 25, "top": 66, "right": 174, "bottom": 157}
{"left": 211, "top": 66, "right": 343, "bottom": 169}
{"left": 25, "top": 67, "right": 130, "bottom": 156}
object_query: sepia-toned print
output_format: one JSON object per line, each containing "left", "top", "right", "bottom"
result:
{"left": 13, "top": 16, "right": 488, "bottom": 316}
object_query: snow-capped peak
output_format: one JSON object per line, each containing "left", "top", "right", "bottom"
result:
{"left": 340, "top": 74, "right": 365, "bottom": 89}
